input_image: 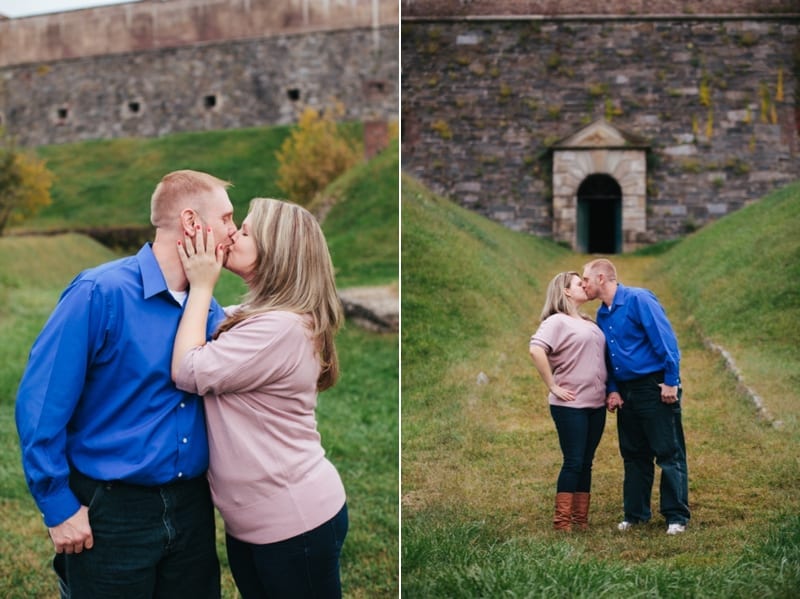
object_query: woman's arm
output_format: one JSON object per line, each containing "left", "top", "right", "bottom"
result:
{"left": 529, "top": 344, "right": 575, "bottom": 402}
{"left": 171, "top": 226, "right": 224, "bottom": 381}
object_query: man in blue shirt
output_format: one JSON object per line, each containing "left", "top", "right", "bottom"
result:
{"left": 582, "top": 258, "right": 690, "bottom": 535}
{"left": 16, "top": 170, "right": 238, "bottom": 597}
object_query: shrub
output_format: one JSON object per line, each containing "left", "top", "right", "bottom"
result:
{"left": 275, "top": 104, "right": 363, "bottom": 206}
{"left": 0, "top": 129, "right": 54, "bottom": 234}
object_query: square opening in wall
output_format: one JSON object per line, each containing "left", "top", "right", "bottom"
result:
{"left": 57, "top": 107, "right": 69, "bottom": 120}
{"left": 364, "top": 80, "right": 387, "bottom": 99}
{"left": 287, "top": 89, "right": 301, "bottom": 101}
{"left": 204, "top": 95, "right": 217, "bottom": 109}
{"left": 128, "top": 101, "right": 141, "bottom": 114}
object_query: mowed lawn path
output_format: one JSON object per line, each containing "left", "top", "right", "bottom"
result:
{"left": 537, "top": 252, "right": 796, "bottom": 555}
{"left": 404, "top": 250, "right": 798, "bottom": 567}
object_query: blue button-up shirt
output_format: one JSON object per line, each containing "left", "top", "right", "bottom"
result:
{"left": 595, "top": 283, "right": 681, "bottom": 392}
{"left": 16, "top": 243, "right": 225, "bottom": 527}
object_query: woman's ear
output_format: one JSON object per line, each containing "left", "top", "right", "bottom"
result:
{"left": 179, "top": 209, "right": 197, "bottom": 237}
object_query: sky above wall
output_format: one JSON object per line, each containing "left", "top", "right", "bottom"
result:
{"left": 0, "top": 0, "right": 130, "bottom": 18}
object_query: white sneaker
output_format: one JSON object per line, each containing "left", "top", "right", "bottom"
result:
{"left": 617, "top": 521, "right": 634, "bottom": 531}
{"left": 666, "top": 523, "right": 686, "bottom": 535}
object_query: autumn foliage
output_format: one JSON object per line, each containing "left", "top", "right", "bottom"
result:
{"left": 276, "top": 104, "right": 363, "bottom": 205}
{"left": 0, "top": 129, "right": 54, "bottom": 234}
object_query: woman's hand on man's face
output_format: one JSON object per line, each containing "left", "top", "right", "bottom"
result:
{"left": 177, "top": 225, "right": 224, "bottom": 290}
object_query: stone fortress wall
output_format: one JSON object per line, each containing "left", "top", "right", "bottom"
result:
{"left": 0, "top": 0, "right": 399, "bottom": 146}
{"left": 401, "top": 0, "right": 799, "bottom": 249}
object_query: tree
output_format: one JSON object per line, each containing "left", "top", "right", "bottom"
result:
{"left": 276, "top": 103, "right": 363, "bottom": 206}
{"left": 0, "top": 129, "right": 54, "bottom": 235}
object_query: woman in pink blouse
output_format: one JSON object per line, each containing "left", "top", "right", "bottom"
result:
{"left": 529, "top": 271, "right": 607, "bottom": 532}
{"left": 171, "top": 198, "right": 347, "bottom": 598}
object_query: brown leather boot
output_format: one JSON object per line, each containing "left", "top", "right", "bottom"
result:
{"left": 572, "top": 492, "right": 591, "bottom": 531}
{"left": 553, "top": 492, "right": 573, "bottom": 531}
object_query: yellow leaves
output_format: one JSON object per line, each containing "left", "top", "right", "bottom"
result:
{"left": 0, "top": 130, "right": 54, "bottom": 234}
{"left": 759, "top": 82, "right": 770, "bottom": 124}
{"left": 431, "top": 119, "right": 453, "bottom": 139}
{"left": 699, "top": 78, "right": 712, "bottom": 107}
{"left": 275, "top": 103, "right": 363, "bottom": 206}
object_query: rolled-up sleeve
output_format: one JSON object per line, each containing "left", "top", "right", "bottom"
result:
{"left": 530, "top": 315, "right": 560, "bottom": 354}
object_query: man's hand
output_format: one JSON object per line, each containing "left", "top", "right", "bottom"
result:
{"left": 659, "top": 383, "right": 680, "bottom": 404}
{"left": 606, "top": 392, "right": 624, "bottom": 413}
{"left": 49, "top": 505, "right": 94, "bottom": 554}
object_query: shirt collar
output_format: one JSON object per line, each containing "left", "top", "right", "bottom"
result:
{"left": 599, "top": 283, "right": 626, "bottom": 314}
{"left": 612, "top": 283, "right": 627, "bottom": 307}
{"left": 136, "top": 243, "right": 170, "bottom": 300}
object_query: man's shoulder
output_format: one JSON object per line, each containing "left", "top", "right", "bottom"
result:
{"left": 71, "top": 254, "right": 139, "bottom": 289}
{"left": 617, "top": 284, "right": 655, "bottom": 301}
{"left": 622, "top": 285, "right": 659, "bottom": 302}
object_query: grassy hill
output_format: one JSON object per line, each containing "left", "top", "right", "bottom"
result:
{"left": 14, "top": 123, "right": 396, "bottom": 288}
{"left": 318, "top": 142, "right": 399, "bottom": 287}
{"left": 0, "top": 128, "right": 397, "bottom": 597}
{"left": 401, "top": 173, "right": 569, "bottom": 441}
{"left": 21, "top": 126, "right": 294, "bottom": 230}
{"left": 656, "top": 180, "right": 800, "bottom": 425}
{"left": 17, "top": 121, "right": 364, "bottom": 230}
{"left": 401, "top": 173, "right": 800, "bottom": 597}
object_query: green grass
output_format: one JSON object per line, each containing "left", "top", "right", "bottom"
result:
{"left": 401, "top": 175, "right": 800, "bottom": 597}
{"left": 0, "top": 126, "right": 397, "bottom": 597}
{"left": 15, "top": 122, "right": 361, "bottom": 231}
{"left": 655, "top": 180, "right": 800, "bottom": 427}
{"left": 0, "top": 246, "right": 397, "bottom": 598}
{"left": 321, "top": 143, "right": 399, "bottom": 287}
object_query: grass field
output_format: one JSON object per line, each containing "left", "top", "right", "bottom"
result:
{"left": 401, "top": 174, "right": 800, "bottom": 597}
{"left": 12, "top": 122, "right": 361, "bottom": 232}
{"left": 0, "top": 129, "right": 398, "bottom": 597}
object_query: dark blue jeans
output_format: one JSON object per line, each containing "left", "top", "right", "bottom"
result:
{"left": 549, "top": 405, "right": 606, "bottom": 493}
{"left": 54, "top": 470, "right": 220, "bottom": 599}
{"left": 225, "top": 503, "right": 348, "bottom": 599}
{"left": 617, "top": 373, "right": 690, "bottom": 525}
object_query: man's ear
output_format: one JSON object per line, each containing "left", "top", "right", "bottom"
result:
{"left": 179, "top": 209, "right": 197, "bottom": 237}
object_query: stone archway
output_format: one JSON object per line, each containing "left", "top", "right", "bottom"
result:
{"left": 551, "top": 119, "right": 648, "bottom": 253}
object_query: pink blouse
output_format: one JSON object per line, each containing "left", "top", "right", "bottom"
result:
{"left": 530, "top": 313, "right": 607, "bottom": 409}
{"left": 175, "top": 310, "right": 346, "bottom": 544}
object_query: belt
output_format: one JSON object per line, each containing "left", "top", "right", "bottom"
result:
{"left": 617, "top": 371, "right": 664, "bottom": 386}
{"left": 70, "top": 469, "right": 205, "bottom": 492}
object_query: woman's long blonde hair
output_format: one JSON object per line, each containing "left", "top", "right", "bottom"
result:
{"left": 215, "top": 198, "right": 343, "bottom": 391}
{"left": 539, "top": 271, "right": 590, "bottom": 322}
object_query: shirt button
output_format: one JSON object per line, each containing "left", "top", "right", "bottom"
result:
{"left": 180, "top": 402, "right": 186, "bottom": 408}
{"left": 178, "top": 472, "right": 184, "bottom": 478}
{"left": 182, "top": 437, "right": 188, "bottom": 444}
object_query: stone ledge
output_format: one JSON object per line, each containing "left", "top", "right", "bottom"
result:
{"left": 339, "top": 285, "right": 399, "bottom": 333}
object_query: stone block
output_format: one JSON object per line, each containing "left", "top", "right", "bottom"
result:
{"left": 456, "top": 34, "right": 481, "bottom": 45}
{"left": 664, "top": 145, "right": 697, "bottom": 157}
{"left": 707, "top": 203, "right": 728, "bottom": 215}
